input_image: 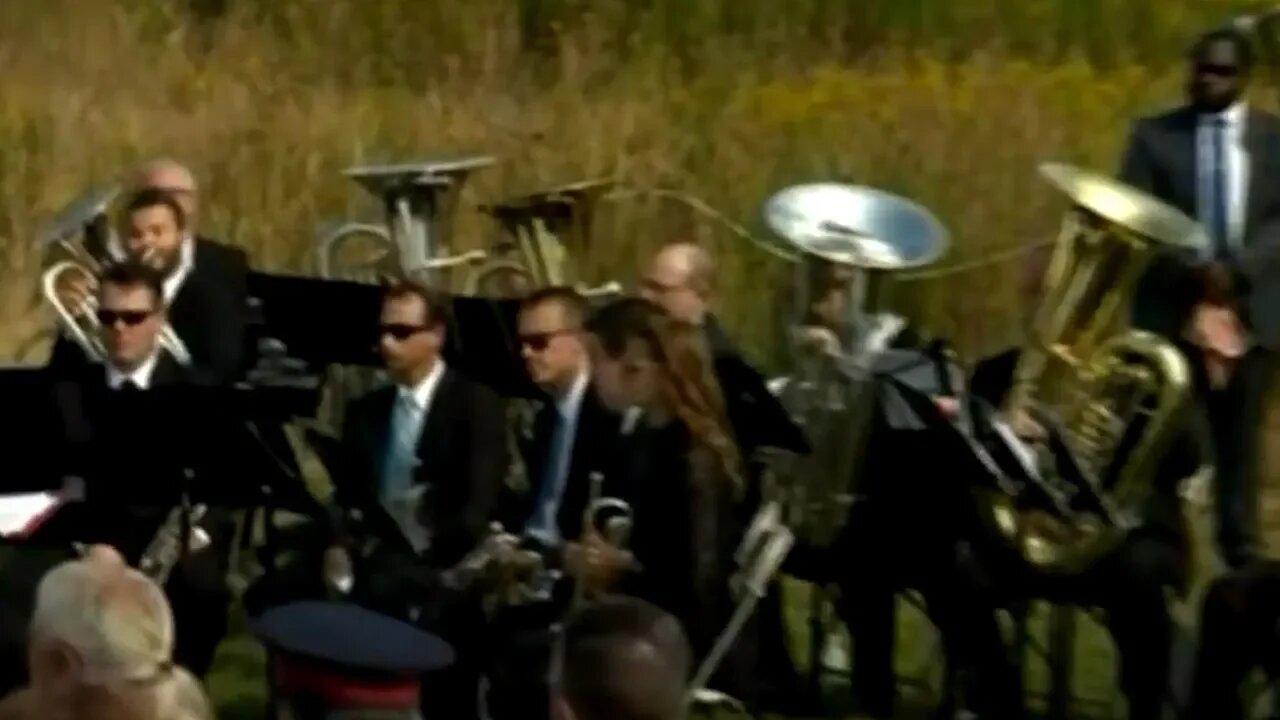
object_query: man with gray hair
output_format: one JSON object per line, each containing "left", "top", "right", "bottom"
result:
{"left": 0, "top": 545, "right": 213, "bottom": 720}
{"left": 552, "top": 597, "right": 692, "bottom": 720}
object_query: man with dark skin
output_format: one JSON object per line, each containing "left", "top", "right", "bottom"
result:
{"left": 1121, "top": 28, "right": 1280, "bottom": 571}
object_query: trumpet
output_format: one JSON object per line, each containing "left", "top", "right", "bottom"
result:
{"left": 568, "top": 472, "right": 636, "bottom": 610}
{"left": 40, "top": 187, "right": 191, "bottom": 366}
{"left": 138, "top": 501, "right": 211, "bottom": 585}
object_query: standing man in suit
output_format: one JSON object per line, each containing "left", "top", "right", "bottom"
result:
{"left": 333, "top": 281, "right": 508, "bottom": 720}
{"left": 1119, "top": 27, "right": 1280, "bottom": 569}
{"left": 49, "top": 160, "right": 250, "bottom": 385}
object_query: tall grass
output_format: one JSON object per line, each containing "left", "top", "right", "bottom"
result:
{"left": 0, "top": 0, "right": 1264, "bottom": 365}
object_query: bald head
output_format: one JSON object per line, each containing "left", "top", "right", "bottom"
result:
{"left": 133, "top": 158, "right": 199, "bottom": 228}
{"left": 639, "top": 243, "right": 715, "bottom": 324}
{"left": 555, "top": 597, "right": 691, "bottom": 720}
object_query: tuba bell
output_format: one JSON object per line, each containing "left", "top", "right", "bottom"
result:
{"left": 758, "top": 183, "right": 949, "bottom": 550}
{"left": 40, "top": 186, "right": 192, "bottom": 366}
{"left": 974, "top": 163, "right": 1199, "bottom": 574}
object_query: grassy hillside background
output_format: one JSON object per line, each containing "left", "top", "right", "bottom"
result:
{"left": 2, "top": 0, "right": 1279, "bottom": 716}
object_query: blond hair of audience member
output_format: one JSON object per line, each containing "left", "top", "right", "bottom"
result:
{"left": 0, "top": 545, "right": 212, "bottom": 720}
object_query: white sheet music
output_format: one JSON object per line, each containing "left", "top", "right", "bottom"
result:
{"left": 0, "top": 492, "right": 63, "bottom": 538}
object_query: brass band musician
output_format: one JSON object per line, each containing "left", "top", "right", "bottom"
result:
{"left": 47, "top": 160, "right": 250, "bottom": 385}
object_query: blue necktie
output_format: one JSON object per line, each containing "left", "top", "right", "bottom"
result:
{"left": 381, "top": 394, "right": 420, "bottom": 501}
{"left": 527, "top": 409, "right": 570, "bottom": 543}
{"left": 1211, "top": 117, "right": 1231, "bottom": 259}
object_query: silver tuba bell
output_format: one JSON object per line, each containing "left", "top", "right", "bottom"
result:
{"left": 758, "top": 183, "right": 949, "bottom": 549}
{"left": 40, "top": 186, "right": 192, "bottom": 366}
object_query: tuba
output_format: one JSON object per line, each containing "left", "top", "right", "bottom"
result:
{"left": 974, "top": 163, "right": 1199, "bottom": 574}
{"left": 470, "top": 179, "right": 621, "bottom": 298}
{"left": 40, "top": 186, "right": 192, "bottom": 365}
{"left": 758, "top": 183, "right": 949, "bottom": 550}
{"left": 315, "top": 158, "right": 496, "bottom": 289}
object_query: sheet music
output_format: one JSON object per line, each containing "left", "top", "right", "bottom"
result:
{"left": 0, "top": 492, "right": 64, "bottom": 538}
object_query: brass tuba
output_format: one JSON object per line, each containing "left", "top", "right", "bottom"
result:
{"left": 758, "top": 183, "right": 949, "bottom": 550}
{"left": 975, "top": 163, "right": 1200, "bottom": 574}
{"left": 315, "top": 158, "right": 496, "bottom": 289}
{"left": 40, "top": 186, "right": 192, "bottom": 365}
{"left": 470, "top": 179, "right": 622, "bottom": 298}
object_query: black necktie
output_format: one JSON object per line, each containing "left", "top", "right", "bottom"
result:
{"left": 117, "top": 379, "right": 140, "bottom": 393}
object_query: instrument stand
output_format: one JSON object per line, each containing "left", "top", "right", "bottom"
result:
{"left": 344, "top": 158, "right": 495, "bottom": 287}
{"left": 480, "top": 179, "right": 614, "bottom": 287}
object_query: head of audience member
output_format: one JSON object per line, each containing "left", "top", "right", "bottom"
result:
{"left": 639, "top": 243, "right": 715, "bottom": 325}
{"left": 552, "top": 597, "right": 692, "bottom": 720}
{"left": 1187, "top": 28, "right": 1253, "bottom": 114}
{"left": 378, "top": 281, "right": 448, "bottom": 387}
{"left": 519, "top": 287, "right": 590, "bottom": 398}
{"left": 133, "top": 159, "right": 200, "bottom": 232}
{"left": 97, "top": 262, "right": 166, "bottom": 373}
{"left": 22, "top": 545, "right": 212, "bottom": 720}
{"left": 120, "top": 188, "right": 188, "bottom": 278}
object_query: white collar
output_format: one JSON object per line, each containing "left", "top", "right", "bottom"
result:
{"left": 398, "top": 359, "right": 446, "bottom": 411}
{"left": 1200, "top": 102, "right": 1247, "bottom": 126}
{"left": 105, "top": 351, "right": 160, "bottom": 390}
{"left": 554, "top": 367, "right": 590, "bottom": 417}
{"left": 163, "top": 236, "right": 196, "bottom": 302}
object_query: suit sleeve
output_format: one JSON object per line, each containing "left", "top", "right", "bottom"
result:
{"left": 1118, "top": 121, "right": 1157, "bottom": 192}
{"left": 434, "top": 383, "right": 509, "bottom": 565}
{"left": 45, "top": 334, "right": 92, "bottom": 379}
{"left": 203, "top": 247, "right": 251, "bottom": 383}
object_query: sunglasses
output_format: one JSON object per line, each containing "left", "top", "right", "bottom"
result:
{"left": 1196, "top": 63, "right": 1240, "bottom": 78}
{"left": 96, "top": 309, "right": 153, "bottom": 327}
{"left": 519, "top": 329, "right": 575, "bottom": 352}
{"left": 379, "top": 323, "right": 430, "bottom": 341}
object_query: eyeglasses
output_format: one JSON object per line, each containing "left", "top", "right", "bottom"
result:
{"left": 519, "top": 329, "right": 575, "bottom": 352}
{"left": 379, "top": 323, "right": 430, "bottom": 341}
{"left": 96, "top": 309, "right": 153, "bottom": 327}
{"left": 1196, "top": 63, "right": 1240, "bottom": 78}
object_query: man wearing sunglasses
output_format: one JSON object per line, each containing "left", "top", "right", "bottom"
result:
{"left": 330, "top": 280, "right": 508, "bottom": 720}
{"left": 48, "top": 159, "right": 250, "bottom": 386}
{"left": 485, "top": 287, "right": 620, "bottom": 720}
{"left": 43, "top": 260, "right": 234, "bottom": 684}
{"left": 1120, "top": 28, "right": 1280, "bottom": 573}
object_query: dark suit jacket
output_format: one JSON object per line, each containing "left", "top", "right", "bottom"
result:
{"left": 48, "top": 237, "right": 251, "bottom": 384}
{"left": 1120, "top": 105, "right": 1280, "bottom": 347}
{"left": 505, "top": 382, "right": 620, "bottom": 542}
{"left": 704, "top": 315, "right": 809, "bottom": 458}
{"left": 336, "top": 367, "right": 509, "bottom": 568}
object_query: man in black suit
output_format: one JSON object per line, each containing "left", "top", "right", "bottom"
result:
{"left": 485, "top": 287, "right": 620, "bottom": 720}
{"left": 47, "top": 262, "right": 231, "bottom": 679}
{"left": 332, "top": 281, "right": 508, "bottom": 720}
{"left": 1119, "top": 28, "right": 1280, "bottom": 568}
{"left": 49, "top": 160, "right": 250, "bottom": 385}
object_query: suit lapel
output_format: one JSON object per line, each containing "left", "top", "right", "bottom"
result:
{"left": 413, "top": 369, "right": 455, "bottom": 481}
{"left": 368, "top": 387, "right": 395, "bottom": 489}
{"left": 1244, "top": 108, "right": 1269, "bottom": 240}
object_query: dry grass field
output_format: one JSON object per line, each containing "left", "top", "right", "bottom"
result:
{"left": 2, "top": 0, "right": 1278, "bottom": 716}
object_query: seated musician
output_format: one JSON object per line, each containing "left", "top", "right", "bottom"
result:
{"left": 327, "top": 280, "right": 508, "bottom": 720}
{"left": 0, "top": 545, "right": 213, "bottom": 720}
{"left": 49, "top": 260, "right": 233, "bottom": 679}
{"left": 552, "top": 596, "right": 693, "bottom": 720}
{"left": 49, "top": 160, "right": 250, "bottom": 384}
{"left": 963, "top": 256, "right": 1212, "bottom": 720}
{"left": 572, "top": 297, "right": 748, "bottom": 699}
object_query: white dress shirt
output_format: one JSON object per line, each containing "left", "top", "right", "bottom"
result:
{"left": 162, "top": 236, "right": 197, "bottom": 303}
{"left": 525, "top": 368, "right": 590, "bottom": 544}
{"left": 105, "top": 351, "right": 161, "bottom": 390}
{"left": 1196, "top": 102, "right": 1249, "bottom": 255}
{"left": 382, "top": 360, "right": 446, "bottom": 553}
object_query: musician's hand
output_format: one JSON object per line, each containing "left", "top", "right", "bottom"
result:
{"left": 54, "top": 273, "right": 94, "bottom": 318}
{"left": 322, "top": 545, "right": 354, "bottom": 594}
{"left": 932, "top": 396, "right": 961, "bottom": 420}
{"left": 1002, "top": 408, "right": 1047, "bottom": 441}
{"left": 563, "top": 535, "right": 634, "bottom": 590}
{"left": 1185, "top": 303, "right": 1246, "bottom": 359}
{"left": 796, "top": 326, "right": 841, "bottom": 357}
